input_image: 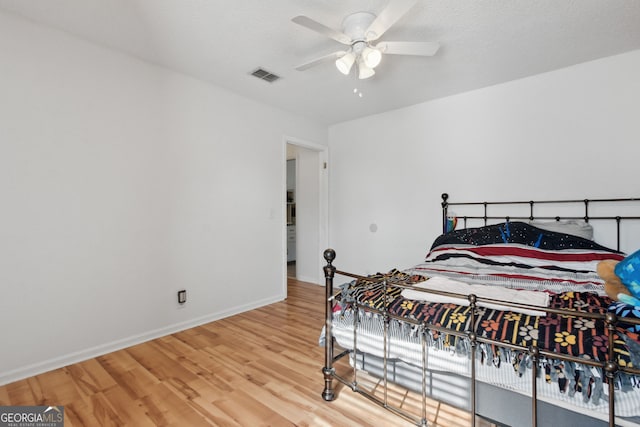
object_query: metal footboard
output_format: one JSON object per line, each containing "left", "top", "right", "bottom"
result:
{"left": 321, "top": 248, "right": 640, "bottom": 427}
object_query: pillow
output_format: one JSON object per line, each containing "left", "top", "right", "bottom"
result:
{"left": 430, "top": 221, "right": 613, "bottom": 252}
{"left": 529, "top": 220, "right": 594, "bottom": 240}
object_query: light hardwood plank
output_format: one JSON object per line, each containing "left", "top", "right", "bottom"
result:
{"left": 0, "top": 279, "right": 492, "bottom": 426}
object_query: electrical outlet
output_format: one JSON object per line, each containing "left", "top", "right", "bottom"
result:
{"left": 177, "top": 290, "right": 186, "bottom": 304}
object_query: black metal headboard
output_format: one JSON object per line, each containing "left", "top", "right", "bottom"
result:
{"left": 441, "top": 193, "right": 640, "bottom": 252}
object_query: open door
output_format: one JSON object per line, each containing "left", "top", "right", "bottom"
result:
{"left": 283, "top": 137, "right": 328, "bottom": 295}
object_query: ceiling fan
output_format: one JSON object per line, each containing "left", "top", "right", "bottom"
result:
{"left": 292, "top": 0, "right": 440, "bottom": 79}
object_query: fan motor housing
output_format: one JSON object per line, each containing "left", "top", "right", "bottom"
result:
{"left": 342, "top": 12, "right": 376, "bottom": 42}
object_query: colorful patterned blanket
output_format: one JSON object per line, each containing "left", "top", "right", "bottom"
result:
{"left": 340, "top": 270, "right": 627, "bottom": 361}
{"left": 335, "top": 269, "right": 640, "bottom": 402}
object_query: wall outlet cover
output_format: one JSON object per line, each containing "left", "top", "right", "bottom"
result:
{"left": 178, "top": 290, "right": 187, "bottom": 304}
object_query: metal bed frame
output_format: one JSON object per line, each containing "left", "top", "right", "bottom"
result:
{"left": 322, "top": 193, "right": 640, "bottom": 427}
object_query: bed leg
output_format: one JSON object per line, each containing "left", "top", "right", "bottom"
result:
{"left": 322, "top": 367, "right": 335, "bottom": 401}
{"left": 322, "top": 248, "right": 337, "bottom": 401}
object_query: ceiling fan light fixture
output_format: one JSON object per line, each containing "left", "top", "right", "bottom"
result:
{"left": 362, "top": 46, "right": 382, "bottom": 69}
{"left": 335, "top": 52, "right": 355, "bottom": 75}
{"left": 357, "top": 60, "right": 375, "bottom": 79}
{"left": 292, "top": 1, "right": 440, "bottom": 80}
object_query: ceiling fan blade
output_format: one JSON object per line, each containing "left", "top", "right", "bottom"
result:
{"left": 292, "top": 16, "right": 352, "bottom": 45}
{"left": 376, "top": 41, "right": 440, "bottom": 56}
{"left": 294, "top": 50, "right": 347, "bottom": 71}
{"left": 365, "top": 0, "right": 418, "bottom": 42}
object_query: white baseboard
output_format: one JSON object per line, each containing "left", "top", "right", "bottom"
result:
{"left": 0, "top": 294, "right": 284, "bottom": 386}
{"left": 295, "top": 274, "right": 320, "bottom": 285}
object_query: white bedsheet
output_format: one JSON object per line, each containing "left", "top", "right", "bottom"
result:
{"left": 330, "top": 309, "right": 640, "bottom": 421}
{"left": 400, "top": 275, "right": 551, "bottom": 316}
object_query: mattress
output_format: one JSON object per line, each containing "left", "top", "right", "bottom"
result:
{"left": 331, "top": 309, "right": 640, "bottom": 424}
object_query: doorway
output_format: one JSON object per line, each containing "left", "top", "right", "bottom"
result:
{"left": 286, "top": 157, "right": 296, "bottom": 278}
{"left": 283, "top": 137, "right": 328, "bottom": 294}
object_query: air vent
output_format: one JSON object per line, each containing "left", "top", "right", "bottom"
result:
{"left": 250, "top": 68, "right": 281, "bottom": 83}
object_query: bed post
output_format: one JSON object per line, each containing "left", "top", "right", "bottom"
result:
{"left": 530, "top": 346, "right": 540, "bottom": 427}
{"left": 441, "top": 193, "right": 449, "bottom": 234}
{"left": 605, "top": 312, "right": 619, "bottom": 426}
{"left": 468, "top": 294, "right": 478, "bottom": 427}
{"left": 322, "top": 248, "right": 337, "bottom": 401}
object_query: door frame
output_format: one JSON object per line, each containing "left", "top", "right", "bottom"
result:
{"left": 282, "top": 135, "right": 328, "bottom": 296}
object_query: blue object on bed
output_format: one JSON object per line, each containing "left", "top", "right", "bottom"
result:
{"left": 616, "top": 248, "right": 640, "bottom": 299}
{"left": 609, "top": 301, "right": 640, "bottom": 333}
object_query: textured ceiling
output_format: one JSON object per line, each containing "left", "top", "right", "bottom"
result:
{"left": 1, "top": 0, "right": 639, "bottom": 125}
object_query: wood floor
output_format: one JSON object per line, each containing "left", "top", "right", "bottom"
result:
{"left": 0, "top": 279, "right": 491, "bottom": 426}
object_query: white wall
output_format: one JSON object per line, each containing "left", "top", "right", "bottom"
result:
{"left": 0, "top": 11, "right": 326, "bottom": 384}
{"left": 295, "top": 148, "right": 321, "bottom": 283}
{"left": 328, "top": 49, "right": 640, "bottom": 275}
